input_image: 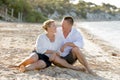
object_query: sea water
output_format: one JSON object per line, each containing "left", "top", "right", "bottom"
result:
{"left": 78, "top": 21, "right": 120, "bottom": 49}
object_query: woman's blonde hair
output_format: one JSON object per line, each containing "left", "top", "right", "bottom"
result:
{"left": 42, "top": 19, "right": 55, "bottom": 31}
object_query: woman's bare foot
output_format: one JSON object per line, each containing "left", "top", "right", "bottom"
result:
{"left": 8, "top": 65, "right": 19, "bottom": 69}
{"left": 19, "top": 65, "right": 25, "bottom": 72}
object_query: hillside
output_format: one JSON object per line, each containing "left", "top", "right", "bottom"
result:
{"left": 0, "top": 0, "right": 120, "bottom": 22}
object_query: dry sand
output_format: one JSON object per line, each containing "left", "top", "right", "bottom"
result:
{"left": 0, "top": 22, "right": 120, "bottom": 80}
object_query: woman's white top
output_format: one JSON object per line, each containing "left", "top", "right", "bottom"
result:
{"left": 35, "top": 33, "right": 62, "bottom": 57}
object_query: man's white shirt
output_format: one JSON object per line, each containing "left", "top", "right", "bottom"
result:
{"left": 56, "top": 27, "right": 84, "bottom": 57}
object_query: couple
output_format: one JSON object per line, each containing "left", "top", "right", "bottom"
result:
{"left": 11, "top": 16, "right": 94, "bottom": 74}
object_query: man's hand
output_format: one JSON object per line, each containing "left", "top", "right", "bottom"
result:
{"left": 60, "top": 42, "right": 77, "bottom": 52}
{"left": 60, "top": 43, "right": 68, "bottom": 52}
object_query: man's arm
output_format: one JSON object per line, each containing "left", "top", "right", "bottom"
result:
{"left": 60, "top": 42, "right": 77, "bottom": 52}
{"left": 64, "top": 42, "right": 77, "bottom": 47}
{"left": 60, "top": 31, "right": 84, "bottom": 52}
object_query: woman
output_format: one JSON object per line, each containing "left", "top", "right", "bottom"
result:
{"left": 10, "top": 19, "right": 61, "bottom": 72}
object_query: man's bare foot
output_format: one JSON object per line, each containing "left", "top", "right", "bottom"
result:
{"left": 88, "top": 69, "right": 97, "bottom": 76}
{"left": 79, "top": 67, "right": 86, "bottom": 72}
{"left": 72, "top": 66, "right": 86, "bottom": 72}
{"left": 19, "top": 65, "right": 25, "bottom": 72}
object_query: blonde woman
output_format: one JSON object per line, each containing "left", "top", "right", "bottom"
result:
{"left": 10, "top": 19, "right": 61, "bottom": 72}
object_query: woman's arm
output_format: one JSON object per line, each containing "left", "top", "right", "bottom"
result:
{"left": 44, "top": 50, "right": 56, "bottom": 54}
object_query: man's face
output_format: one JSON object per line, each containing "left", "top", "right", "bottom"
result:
{"left": 62, "top": 20, "right": 70, "bottom": 30}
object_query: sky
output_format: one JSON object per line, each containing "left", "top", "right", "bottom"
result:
{"left": 70, "top": 0, "right": 120, "bottom": 8}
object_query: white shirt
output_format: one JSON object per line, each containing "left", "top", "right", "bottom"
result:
{"left": 57, "top": 27, "right": 84, "bottom": 57}
{"left": 35, "top": 34, "right": 61, "bottom": 57}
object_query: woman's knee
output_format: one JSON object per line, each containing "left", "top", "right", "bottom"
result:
{"left": 28, "top": 53, "right": 39, "bottom": 62}
{"left": 35, "top": 60, "right": 46, "bottom": 69}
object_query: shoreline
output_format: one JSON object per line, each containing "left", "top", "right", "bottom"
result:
{"left": 79, "top": 27, "right": 120, "bottom": 56}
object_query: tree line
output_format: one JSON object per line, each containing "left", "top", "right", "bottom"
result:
{"left": 0, "top": 0, "right": 120, "bottom": 23}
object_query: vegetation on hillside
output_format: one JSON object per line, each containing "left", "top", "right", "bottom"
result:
{"left": 0, "top": 0, "right": 120, "bottom": 22}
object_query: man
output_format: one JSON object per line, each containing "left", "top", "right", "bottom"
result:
{"left": 51, "top": 16, "right": 95, "bottom": 75}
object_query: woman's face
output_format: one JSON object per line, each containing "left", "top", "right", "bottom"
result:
{"left": 47, "top": 22, "right": 56, "bottom": 33}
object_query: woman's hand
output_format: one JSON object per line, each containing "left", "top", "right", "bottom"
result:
{"left": 49, "top": 51, "right": 61, "bottom": 62}
{"left": 56, "top": 52, "right": 60, "bottom": 56}
{"left": 49, "top": 52, "right": 57, "bottom": 62}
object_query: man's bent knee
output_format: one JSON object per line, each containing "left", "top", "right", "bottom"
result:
{"left": 72, "top": 47, "right": 80, "bottom": 52}
{"left": 72, "top": 47, "right": 83, "bottom": 57}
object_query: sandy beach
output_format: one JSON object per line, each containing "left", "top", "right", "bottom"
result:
{"left": 0, "top": 22, "right": 120, "bottom": 80}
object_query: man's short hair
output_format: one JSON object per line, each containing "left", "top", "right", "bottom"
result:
{"left": 63, "top": 16, "right": 74, "bottom": 25}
